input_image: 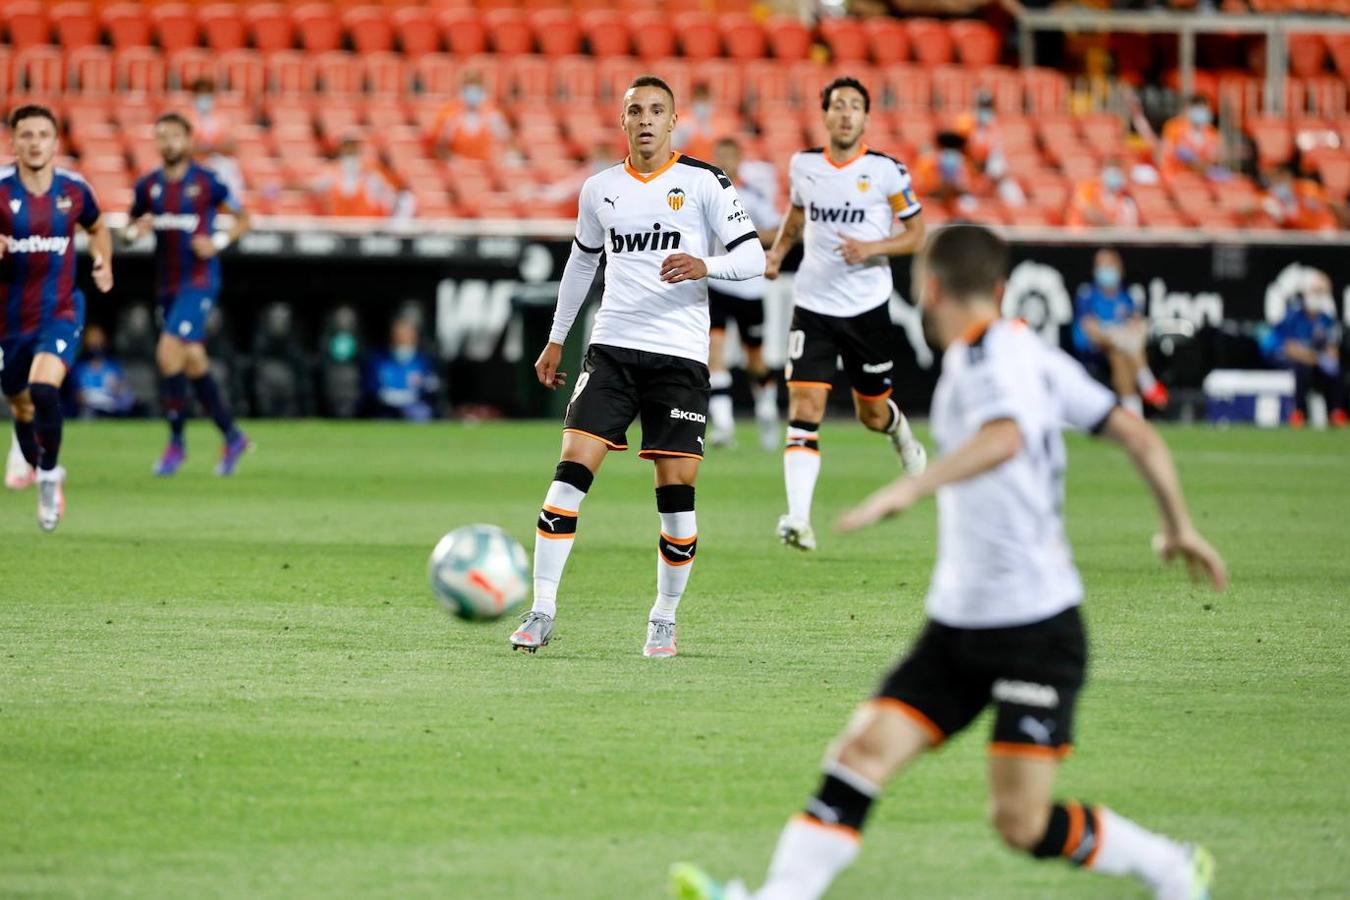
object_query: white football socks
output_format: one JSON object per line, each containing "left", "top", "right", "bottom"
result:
{"left": 653, "top": 508, "right": 697, "bottom": 623}
{"left": 784, "top": 423, "right": 821, "bottom": 523}
{"left": 755, "top": 816, "right": 861, "bottom": 900}
{"left": 531, "top": 479, "right": 587, "bottom": 618}
{"left": 1088, "top": 807, "right": 1191, "bottom": 896}
{"left": 710, "top": 370, "right": 735, "bottom": 438}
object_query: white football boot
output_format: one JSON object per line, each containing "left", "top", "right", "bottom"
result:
{"left": 6, "top": 435, "right": 35, "bottom": 490}
{"left": 776, "top": 514, "right": 817, "bottom": 551}
{"left": 889, "top": 411, "right": 928, "bottom": 476}
{"left": 36, "top": 466, "right": 65, "bottom": 532}
{"left": 643, "top": 620, "right": 677, "bottom": 658}
{"left": 509, "top": 611, "right": 554, "bottom": 653}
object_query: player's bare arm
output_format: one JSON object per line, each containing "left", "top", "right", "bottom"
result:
{"left": 836, "top": 417, "right": 1021, "bottom": 532}
{"left": 83, "top": 216, "right": 114, "bottom": 293}
{"left": 1099, "top": 407, "right": 1228, "bottom": 590}
{"left": 838, "top": 211, "right": 926, "bottom": 265}
{"left": 764, "top": 205, "right": 804, "bottom": 280}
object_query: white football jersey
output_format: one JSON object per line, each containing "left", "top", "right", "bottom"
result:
{"left": 788, "top": 146, "right": 921, "bottom": 318}
{"left": 925, "top": 319, "right": 1117, "bottom": 629}
{"left": 708, "top": 162, "right": 778, "bottom": 301}
{"left": 575, "top": 153, "right": 758, "bottom": 363}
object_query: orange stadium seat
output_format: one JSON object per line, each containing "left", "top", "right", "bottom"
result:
{"left": 906, "top": 19, "right": 953, "bottom": 67}
{"left": 167, "top": 47, "right": 212, "bottom": 89}
{"left": 1302, "top": 77, "right": 1346, "bottom": 119}
{"left": 1079, "top": 112, "right": 1125, "bottom": 157}
{"left": 931, "top": 66, "right": 981, "bottom": 111}
{"left": 1317, "top": 153, "right": 1350, "bottom": 199}
{"left": 412, "top": 53, "right": 457, "bottom": 95}
{"left": 316, "top": 50, "right": 363, "bottom": 93}
{"left": 532, "top": 8, "right": 581, "bottom": 57}
{"left": 245, "top": 4, "right": 294, "bottom": 54}
{"left": 674, "top": 12, "right": 721, "bottom": 61}
{"left": 1287, "top": 33, "right": 1327, "bottom": 78}
{"left": 579, "top": 10, "right": 629, "bottom": 58}
{"left": 950, "top": 20, "right": 1000, "bottom": 68}
{"left": 65, "top": 98, "right": 110, "bottom": 125}
{"left": 1217, "top": 72, "right": 1261, "bottom": 121}
{"left": 220, "top": 48, "right": 266, "bottom": 96}
{"left": 51, "top": 3, "right": 100, "bottom": 52}
{"left": 721, "top": 14, "right": 767, "bottom": 62}
{"left": 102, "top": 3, "right": 151, "bottom": 50}
{"left": 484, "top": 9, "right": 532, "bottom": 55}
{"left": 293, "top": 5, "right": 343, "bottom": 54}
{"left": 696, "top": 59, "right": 745, "bottom": 107}
{"left": 1329, "top": 35, "right": 1350, "bottom": 79}
{"left": 883, "top": 66, "right": 932, "bottom": 113}
{"left": 363, "top": 52, "right": 406, "bottom": 95}
{"left": 980, "top": 66, "right": 1022, "bottom": 113}
{"left": 438, "top": 9, "right": 487, "bottom": 56}
{"left": 199, "top": 5, "right": 247, "bottom": 53}
{"left": 268, "top": 50, "right": 319, "bottom": 94}
{"left": 744, "top": 59, "right": 793, "bottom": 108}
{"left": 861, "top": 17, "right": 907, "bottom": 66}
{"left": 391, "top": 7, "right": 439, "bottom": 57}
{"left": 818, "top": 17, "right": 868, "bottom": 64}
{"left": 4, "top": 3, "right": 51, "bottom": 52}
{"left": 345, "top": 6, "right": 394, "bottom": 55}
{"left": 765, "top": 16, "right": 811, "bottom": 62}
{"left": 150, "top": 5, "right": 199, "bottom": 55}
{"left": 1248, "top": 116, "right": 1293, "bottom": 166}
{"left": 16, "top": 46, "right": 65, "bottom": 93}
{"left": 70, "top": 46, "right": 114, "bottom": 93}
{"left": 0, "top": 48, "right": 11, "bottom": 97}
{"left": 1022, "top": 67, "right": 1067, "bottom": 115}
{"left": 630, "top": 12, "right": 676, "bottom": 62}
{"left": 508, "top": 53, "right": 551, "bottom": 99}
{"left": 552, "top": 55, "right": 599, "bottom": 101}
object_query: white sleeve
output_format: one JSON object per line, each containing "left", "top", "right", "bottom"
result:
{"left": 703, "top": 236, "right": 766, "bottom": 281}
{"left": 1046, "top": 347, "right": 1119, "bottom": 433}
{"left": 703, "top": 169, "right": 759, "bottom": 251}
{"left": 548, "top": 241, "right": 602, "bottom": 345}
{"left": 573, "top": 177, "right": 605, "bottom": 254}
{"left": 885, "top": 158, "right": 922, "bottom": 221}
{"left": 787, "top": 154, "right": 804, "bottom": 209}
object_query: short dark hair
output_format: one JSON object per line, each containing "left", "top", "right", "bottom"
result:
{"left": 627, "top": 75, "right": 675, "bottom": 106}
{"left": 8, "top": 104, "right": 57, "bottom": 131}
{"left": 821, "top": 76, "right": 870, "bottom": 113}
{"left": 155, "top": 112, "right": 193, "bottom": 134}
{"left": 922, "top": 225, "right": 1009, "bottom": 302}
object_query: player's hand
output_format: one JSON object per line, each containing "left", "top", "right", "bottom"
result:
{"left": 838, "top": 238, "right": 874, "bottom": 265}
{"left": 120, "top": 224, "right": 140, "bottom": 246}
{"left": 191, "top": 234, "right": 218, "bottom": 260}
{"left": 659, "top": 253, "right": 707, "bottom": 284}
{"left": 91, "top": 254, "right": 113, "bottom": 293}
{"left": 836, "top": 478, "right": 920, "bottom": 533}
{"left": 763, "top": 250, "right": 783, "bottom": 281}
{"left": 1152, "top": 529, "right": 1228, "bottom": 592}
{"left": 535, "top": 342, "right": 567, "bottom": 390}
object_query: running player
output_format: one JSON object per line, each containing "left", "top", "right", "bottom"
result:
{"left": 671, "top": 225, "right": 1227, "bottom": 900}
{"left": 707, "top": 137, "right": 780, "bottom": 451}
{"left": 765, "top": 76, "right": 928, "bottom": 552}
{"left": 125, "top": 112, "right": 252, "bottom": 476}
{"left": 1, "top": 105, "right": 114, "bottom": 529}
{"left": 511, "top": 75, "right": 765, "bottom": 657}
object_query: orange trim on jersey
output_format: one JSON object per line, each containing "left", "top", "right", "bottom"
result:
{"left": 660, "top": 531, "right": 697, "bottom": 546}
{"left": 825, "top": 144, "right": 868, "bottom": 170}
{"left": 784, "top": 446, "right": 821, "bottom": 456}
{"left": 624, "top": 151, "right": 682, "bottom": 183}
{"left": 870, "top": 697, "right": 945, "bottom": 746}
{"left": 563, "top": 428, "right": 628, "bottom": 451}
{"left": 638, "top": 449, "right": 703, "bottom": 460}
{"left": 988, "top": 742, "right": 1073, "bottom": 760}
{"left": 793, "top": 814, "right": 862, "bottom": 843}
{"left": 1064, "top": 802, "right": 1085, "bottom": 858}
{"left": 1084, "top": 806, "right": 1104, "bottom": 868}
{"left": 786, "top": 380, "right": 834, "bottom": 391}
{"left": 959, "top": 315, "right": 998, "bottom": 345}
{"left": 851, "top": 387, "right": 893, "bottom": 402}
{"left": 536, "top": 528, "right": 575, "bottom": 540}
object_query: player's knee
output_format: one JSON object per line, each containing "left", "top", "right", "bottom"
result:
{"left": 857, "top": 402, "right": 890, "bottom": 432}
{"left": 831, "top": 726, "right": 889, "bottom": 775}
{"left": 183, "top": 346, "right": 210, "bottom": 378}
{"left": 989, "top": 800, "right": 1049, "bottom": 851}
{"left": 788, "top": 392, "right": 825, "bottom": 423}
{"left": 8, "top": 395, "right": 34, "bottom": 422}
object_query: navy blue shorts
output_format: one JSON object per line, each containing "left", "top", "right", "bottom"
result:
{"left": 1, "top": 317, "right": 84, "bottom": 396}
{"left": 158, "top": 288, "right": 216, "bottom": 343}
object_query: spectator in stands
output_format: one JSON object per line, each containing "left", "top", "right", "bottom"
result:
{"left": 673, "top": 83, "right": 719, "bottom": 162}
{"left": 312, "top": 135, "right": 409, "bottom": 219}
{"left": 362, "top": 317, "right": 441, "bottom": 421}
{"left": 251, "top": 303, "right": 310, "bottom": 417}
{"left": 1073, "top": 249, "right": 1168, "bottom": 415}
{"left": 1066, "top": 156, "right": 1139, "bottom": 228}
{"left": 1260, "top": 273, "right": 1347, "bottom": 428}
{"left": 954, "top": 92, "right": 1026, "bottom": 208}
{"left": 71, "top": 325, "right": 137, "bottom": 418}
{"left": 1261, "top": 166, "right": 1339, "bottom": 232}
{"left": 1159, "top": 94, "right": 1223, "bottom": 181}
{"left": 320, "top": 306, "right": 363, "bottom": 418}
{"left": 428, "top": 70, "right": 512, "bottom": 162}
{"left": 188, "top": 78, "right": 246, "bottom": 202}
{"left": 912, "top": 131, "right": 977, "bottom": 204}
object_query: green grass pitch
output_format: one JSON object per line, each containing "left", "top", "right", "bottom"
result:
{"left": 2, "top": 420, "right": 1347, "bottom": 898}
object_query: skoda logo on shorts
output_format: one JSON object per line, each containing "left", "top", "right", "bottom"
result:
{"left": 666, "top": 188, "right": 685, "bottom": 212}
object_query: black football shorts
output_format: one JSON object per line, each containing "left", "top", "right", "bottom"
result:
{"left": 786, "top": 301, "right": 897, "bottom": 400}
{"left": 708, "top": 286, "right": 766, "bottom": 349}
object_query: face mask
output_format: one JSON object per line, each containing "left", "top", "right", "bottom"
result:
{"left": 194, "top": 95, "right": 214, "bottom": 115}
{"left": 393, "top": 346, "right": 416, "bottom": 364}
{"left": 462, "top": 85, "right": 485, "bottom": 109}
{"left": 693, "top": 101, "right": 712, "bottom": 120}
{"left": 340, "top": 154, "right": 361, "bottom": 176}
{"left": 1188, "top": 107, "right": 1211, "bottom": 127}
{"left": 939, "top": 149, "right": 963, "bottom": 176}
{"left": 329, "top": 333, "right": 356, "bottom": 363}
{"left": 976, "top": 107, "right": 994, "bottom": 126}
{"left": 1273, "top": 182, "right": 1294, "bottom": 202}
{"left": 1102, "top": 167, "right": 1125, "bottom": 192}
{"left": 1095, "top": 266, "right": 1121, "bottom": 290}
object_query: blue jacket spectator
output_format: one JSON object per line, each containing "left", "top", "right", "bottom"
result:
{"left": 1259, "top": 272, "right": 1346, "bottom": 427}
{"left": 362, "top": 318, "right": 441, "bottom": 421}
{"left": 1073, "top": 248, "right": 1167, "bottom": 414}
{"left": 72, "top": 325, "right": 137, "bottom": 418}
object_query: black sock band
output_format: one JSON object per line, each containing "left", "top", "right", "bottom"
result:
{"left": 655, "top": 483, "right": 695, "bottom": 513}
{"left": 13, "top": 419, "right": 40, "bottom": 466}
{"left": 554, "top": 460, "right": 594, "bottom": 493}
{"left": 788, "top": 418, "right": 819, "bottom": 433}
{"left": 805, "top": 770, "right": 876, "bottom": 833}
{"left": 1030, "top": 801, "right": 1099, "bottom": 866}
{"left": 29, "top": 383, "right": 63, "bottom": 471}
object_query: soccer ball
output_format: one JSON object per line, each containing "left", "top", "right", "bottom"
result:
{"left": 428, "top": 524, "right": 530, "bottom": 621}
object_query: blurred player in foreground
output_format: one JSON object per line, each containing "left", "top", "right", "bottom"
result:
{"left": 2, "top": 105, "right": 113, "bottom": 529}
{"left": 673, "top": 224, "right": 1226, "bottom": 900}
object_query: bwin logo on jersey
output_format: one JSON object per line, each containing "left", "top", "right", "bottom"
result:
{"left": 808, "top": 201, "right": 865, "bottom": 224}
{"left": 609, "top": 223, "right": 681, "bottom": 254}
{"left": 666, "top": 187, "right": 685, "bottom": 211}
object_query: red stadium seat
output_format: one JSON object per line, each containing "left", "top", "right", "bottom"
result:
{"left": 894, "top": 111, "right": 936, "bottom": 153}
{"left": 168, "top": 47, "right": 214, "bottom": 91}
{"left": 882, "top": 65, "right": 932, "bottom": 113}
{"left": 931, "top": 66, "right": 981, "bottom": 111}
{"left": 438, "top": 9, "right": 487, "bottom": 57}
{"left": 51, "top": 3, "right": 100, "bottom": 51}
{"left": 116, "top": 47, "right": 166, "bottom": 94}
{"left": 363, "top": 52, "right": 406, "bottom": 96}
{"left": 744, "top": 60, "right": 793, "bottom": 108}
{"left": 102, "top": 3, "right": 151, "bottom": 50}
{"left": 64, "top": 98, "right": 109, "bottom": 125}
{"left": 509, "top": 53, "right": 552, "bottom": 100}
{"left": 949, "top": 20, "right": 1000, "bottom": 68}
{"left": 3, "top": 2, "right": 51, "bottom": 52}
{"left": 392, "top": 7, "right": 439, "bottom": 57}
{"left": 861, "top": 17, "right": 908, "bottom": 66}
{"left": 15, "top": 45, "right": 64, "bottom": 93}
{"left": 292, "top": 4, "right": 342, "bottom": 54}
{"left": 629, "top": 12, "right": 676, "bottom": 62}
{"left": 0, "top": 48, "right": 13, "bottom": 97}
{"left": 720, "top": 14, "right": 766, "bottom": 61}
{"left": 596, "top": 56, "right": 647, "bottom": 103}
{"left": 412, "top": 53, "right": 458, "bottom": 95}
{"left": 906, "top": 19, "right": 953, "bottom": 67}
{"left": 531, "top": 8, "right": 581, "bottom": 57}
{"left": 1079, "top": 112, "right": 1125, "bottom": 156}
{"left": 1247, "top": 116, "right": 1293, "bottom": 166}
{"left": 150, "top": 5, "right": 199, "bottom": 55}
{"left": 976, "top": 65, "right": 1021, "bottom": 114}
{"left": 69, "top": 46, "right": 114, "bottom": 94}
{"left": 315, "top": 51, "right": 362, "bottom": 94}
{"left": 484, "top": 9, "right": 533, "bottom": 55}
{"left": 818, "top": 18, "right": 868, "bottom": 64}
{"left": 220, "top": 48, "right": 267, "bottom": 97}
{"left": 268, "top": 50, "right": 319, "bottom": 94}
{"left": 198, "top": 5, "right": 247, "bottom": 53}
{"left": 345, "top": 6, "right": 394, "bottom": 55}
{"left": 1216, "top": 72, "right": 1261, "bottom": 121}
{"left": 1329, "top": 34, "right": 1350, "bottom": 79}
{"left": 245, "top": 5, "right": 294, "bottom": 54}
{"left": 1022, "top": 67, "right": 1067, "bottom": 115}
{"left": 1316, "top": 152, "right": 1350, "bottom": 199}
{"left": 1288, "top": 33, "right": 1327, "bottom": 78}
{"left": 579, "top": 11, "right": 629, "bottom": 58}
{"left": 552, "top": 55, "right": 600, "bottom": 101}
{"left": 696, "top": 59, "right": 746, "bottom": 108}
{"left": 1303, "top": 77, "right": 1347, "bottom": 119}
{"left": 765, "top": 16, "right": 811, "bottom": 62}
{"left": 673, "top": 12, "right": 720, "bottom": 61}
